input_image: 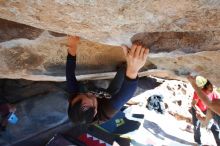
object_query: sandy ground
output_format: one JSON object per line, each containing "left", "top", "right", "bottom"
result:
{"left": 123, "top": 89, "right": 217, "bottom": 146}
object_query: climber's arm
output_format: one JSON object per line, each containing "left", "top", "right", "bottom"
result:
{"left": 66, "top": 36, "right": 80, "bottom": 94}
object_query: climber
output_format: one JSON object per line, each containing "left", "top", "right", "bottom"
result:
{"left": 66, "top": 36, "right": 149, "bottom": 125}
{"left": 188, "top": 75, "right": 220, "bottom": 145}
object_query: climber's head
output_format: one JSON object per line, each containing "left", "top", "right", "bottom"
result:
{"left": 196, "top": 76, "right": 213, "bottom": 92}
{"left": 68, "top": 93, "right": 97, "bottom": 125}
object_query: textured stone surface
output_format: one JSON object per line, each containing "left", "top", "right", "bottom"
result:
{"left": 0, "top": 79, "right": 68, "bottom": 146}
{"left": 1, "top": 18, "right": 220, "bottom": 87}
{"left": 1, "top": 79, "right": 65, "bottom": 103}
{"left": 132, "top": 31, "right": 220, "bottom": 53}
{"left": 0, "top": 19, "right": 127, "bottom": 81}
{"left": 150, "top": 51, "right": 220, "bottom": 87}
{"left": 0, "top": 0, "right": 220, "bottom": 45}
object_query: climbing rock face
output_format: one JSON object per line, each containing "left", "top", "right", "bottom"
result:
{"left": 0, "top": 18, "right": 220, "bottom": 86}
{"left": 0, "top": 18, "right": 125, "bottom": 81}
{"left": 0, "top": 1, "right": 220, "bottom": 86}
{"left": 0, "top": 0, "right": 220, "bottom": 45}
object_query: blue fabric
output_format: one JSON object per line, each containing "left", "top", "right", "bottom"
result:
{"left": 109, "top": 77, "right": 138, "bottom": 110}
{"left": 66, "top": 54, "right": 79, "bottom": 95}
{"left": 214, "top": 114, "right": 220, "bottom": 126}
{"left": 192, "top": 108, "right": 201, "bottom": 144}
{"left": 100, "top": 111, "right": 141, "bottom": 134}
{"left": 106, "top": 65, "right": 138, "bottom": 110}
{"left": 100, "top": 111, "right": 125, "bottom": 132}
{"left": 106, "top": 66, "right": 126, "bottom": 95}
{"left": 210, "top": 122, "right": 220, "bottom": 145}
{"left": 7, "top": 113, "right": 18, "bottom": 124}
{"left": 192, "top": 108, "right": 220, "bottom": 145}
{"left": 66, "top": 53, "right": 138, "bottom": 111}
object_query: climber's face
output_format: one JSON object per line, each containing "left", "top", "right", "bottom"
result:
{"left": 71, "top": 93, "right": 98, "bottom": 117}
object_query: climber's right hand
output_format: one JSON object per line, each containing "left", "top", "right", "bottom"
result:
{"left": 121, "top": 42, "right": 149, "bottom": 79}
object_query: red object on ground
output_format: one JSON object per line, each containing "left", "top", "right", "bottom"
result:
{"left": 78, "top": 133, "right": 108, "bottom": 146}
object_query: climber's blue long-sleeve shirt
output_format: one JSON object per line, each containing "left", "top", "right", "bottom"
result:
{"left": 66, "top": 53, "right": 138, "bottom": 123}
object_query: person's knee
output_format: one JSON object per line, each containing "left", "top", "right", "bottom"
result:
{"left": 8, "top": 104, "right": 16, "bottom": 113}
